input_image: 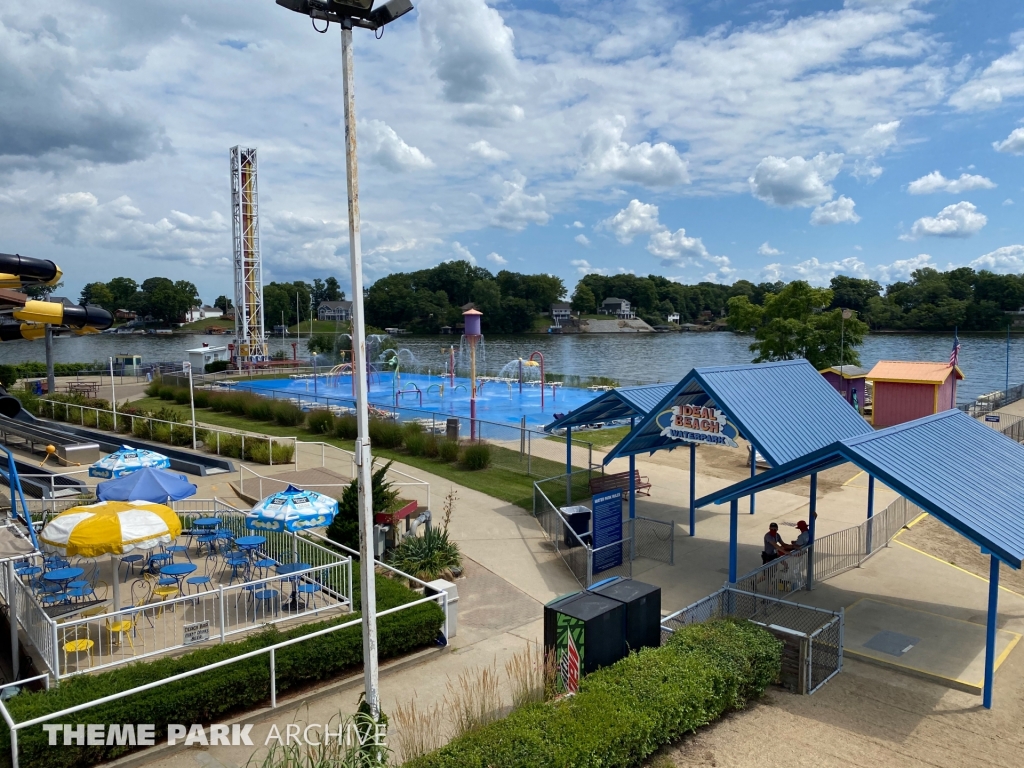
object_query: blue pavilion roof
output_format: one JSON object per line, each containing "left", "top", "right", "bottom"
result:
{"left": 693, "top": 409, "right": 1024, "bottom": 569}
{"left": 544, "top": 383, "right": 675, "bottom": 432}
{"left": 603, "top": 359, "right": 873, "bottom": 467}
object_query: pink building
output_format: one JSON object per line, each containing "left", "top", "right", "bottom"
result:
{"left": 866, "top": 361, "right": 964, "bottom": 428}
{"left": 819, "top": 365, "right": 869, "bottom": 413}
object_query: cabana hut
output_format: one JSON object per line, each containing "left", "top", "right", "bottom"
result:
{"left": 866, "top": 361, "right": 963, "bottom": 428}
{"left": 819, "top": 365, "right": 869, "bottom": 413}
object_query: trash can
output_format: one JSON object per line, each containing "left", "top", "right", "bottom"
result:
{"left": 425, "top": 579, "right": 459, "bottom": 639}
{"left": 544, "top": 591, "right": 626, "bottom": 692}
{"left": 446, "top": 418, "right": 459, "bottom": 441}
{"left": 590, "top": 577, "right": 662, "bottom": 652}
{"left": 560, "top": 505, "right": 591, "bottom": 548}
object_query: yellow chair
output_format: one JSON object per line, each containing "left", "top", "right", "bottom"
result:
{"left": 105, "top": 615, "right": 134, "bottom": 649}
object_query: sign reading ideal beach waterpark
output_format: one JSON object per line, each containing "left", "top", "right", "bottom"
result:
{"left": 655, "top": 403, "right": 740, "bottom": 447}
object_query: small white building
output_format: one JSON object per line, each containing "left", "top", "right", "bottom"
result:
{"left": 184, "top": 305, "right": 223, "bottom": 323}
{"left": 667, "top": 312, "right": 680, "bottom": 324}
{"left": 186, "top": 344, "right": 229, "bottom": 372}
{"left": 550, "top": 303, "right": 572, "bottom": 324}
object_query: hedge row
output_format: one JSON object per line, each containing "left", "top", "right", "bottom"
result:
{"left": 405, "top": 619, "right": 781, "bottom": 768}
{"left": 0, "top": 363, "right": 95, "bottom": 388}
{"left": 2, "top": 573, "right": 443, "bottom": 768}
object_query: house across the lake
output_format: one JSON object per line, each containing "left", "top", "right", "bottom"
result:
{"left": 317, "top": 300, "right": 352, "bottom": 322}
{"left": 599, "top": 297, "right": 635, "bottom": 319}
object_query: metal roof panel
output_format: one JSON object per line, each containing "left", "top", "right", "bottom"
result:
{"left": 543, "top": 383, "right": 674, "bottom": 432}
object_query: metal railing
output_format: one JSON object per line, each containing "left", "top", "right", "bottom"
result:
{"left": 733, "top": 494, "right": 923, "bottom": 597}
{"left": 35, "top": 398, "right": 298, "bottom": 468}
{"left": 532, "top": 473, "right": 674, "bottom": 587}
{"left": 958, "top": 382, "right": 1024, "bottom": 417}
{"left": 661, "top": 586, "right": 843, "bottom": 695}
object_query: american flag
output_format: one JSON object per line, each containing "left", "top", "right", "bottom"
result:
{"left": 950, "top": 329, "right": 961, "bottom": 367}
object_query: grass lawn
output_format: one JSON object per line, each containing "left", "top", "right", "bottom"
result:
{"left": 552, "top": 425, "right": 630, "bottom": 448}
{"left": 133, "top": 397, "right": 583, "bottom": 509}
{"left": 289, "top": 319, "right": 351, "bottom": 336}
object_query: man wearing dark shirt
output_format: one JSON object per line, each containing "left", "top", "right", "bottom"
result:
{"left": 762, "top": 522, "right": 791, "bottom": 564}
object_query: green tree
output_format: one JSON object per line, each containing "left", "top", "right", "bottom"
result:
{"left": 80, "top": 282, "right": 115, "bottom": 311}
{"left": 727, "top": 281, "right": 867, "bottom": 368}
{"left": 107, "top": 277, "right": 138, "bottom": 309}
{"left": 828, "top": 276, "right": 881, "bottom": 314}
{"left": 214, "top": 295, "right": 232, "bottom": 313}
{"left": 571, "top": 283, "right": 597, "bottom": 314}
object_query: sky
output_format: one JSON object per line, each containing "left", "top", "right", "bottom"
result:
{"left": 3, "top": 0, "right": 1024, "bottom": 304}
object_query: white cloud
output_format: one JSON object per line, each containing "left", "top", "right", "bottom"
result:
{"left": 749, "top": 153, "right": 844, "bottom": 207}
{"left": 574, "top": 234, "right": 590, "bottom": 246}
{"left": 949, "top": 44, "right": 1024, "bottom": 111}
{"left": 647, "top": 228, "right": 711, "bottom": 264}
{"left": 580, "top": 116, "right": 689, "bottom": 187}
{"left": 570, "top": 258, "right": 606, "bottom": 276}
{"left": 970, "top": 245, "right": 1024, "bottom": 274}
{"left": 874, "top": 254, "right": 934, "bottom": 283}
{"left": 467, "top": 140, "right": 509, "bottom": 162}
{"left": 600, "top": 200, "right": 662, "bottom": 244}
{"left": 758, "top": 242, "right": 782, "bottom": 257}
{"left": 850, "top": 120, "right": 900, "bottom": 179}
{"left": 993, "top": 127, "right": 1024, "bottom": 155}
{"left": 781, "top": 257, "right": 869, "bottom": 285}
{"left": 486, "top": 251, "right": 507, "bottom": 265}
{"left": 450, "top": 241, "right": 477, "bottom": 264}
{"left": 1004, "top": 199, "right": 1015, "bottom": 206}
{"left": 573, "top": 221, "right": 584, "bottom": 229}
{"left": 810, "top": 196, "right": 861, "bottom": 225}
{"left": 902, "top": 201, "right": 987, "bottom": 239}
{"left": 360, "top": 119, "right": 434, "bottom": 172}
{"left": 907, "top": 171, "right": 996, "bottom": 194}
{"left": 491, "top": 172, "right": 549, "bottom": 230}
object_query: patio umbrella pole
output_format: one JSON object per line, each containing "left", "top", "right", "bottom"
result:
{"left": 112, "top": 557, "right": 121, "bottom": 611}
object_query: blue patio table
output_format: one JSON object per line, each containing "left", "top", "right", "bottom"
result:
{"left": 276, "top": 562, "right": 311, "bottom": 611}
{"left": 160, "top": 562, "right": 197, "bottom": 588}
{"left": 235, "top": 535, "right": 266, "bottom": 550}
{"left": 43, "top": 567, "right": 84, "bottom": 589}
{"left": 193, "top": 518, "right": 222, "bottom": 529}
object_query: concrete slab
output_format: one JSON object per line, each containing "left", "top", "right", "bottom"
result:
{"left": 843, "top": 598, "right": 1021, "bottom": 694}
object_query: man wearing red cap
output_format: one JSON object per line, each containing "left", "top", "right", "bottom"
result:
{"left": 793, "top": 520, "right": 810, "bottom": 549}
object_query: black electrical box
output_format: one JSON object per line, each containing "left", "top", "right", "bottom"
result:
{"left": 543, "top": 591, "right": 626, "bottom": 688}
{"left": 591, "top": 578, "right": 662, "bottom": 653}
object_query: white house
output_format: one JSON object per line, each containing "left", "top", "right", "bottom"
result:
{"left": 599, "top": 297, "right": 635, "bottom": 319}
{"left": 667, "top": 312, "right": 680, "bottom": 324}
{"left": 184, "top": 305, "right": 223, "bottom": 323}
{"left": 550, "top": 303, "right": 572, "bottom": 324}
{"left": 318, "top": 300, "right": 352, "bottom": 321}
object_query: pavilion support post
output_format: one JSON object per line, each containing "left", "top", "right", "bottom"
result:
{"left": 984, "top": 554, "right": 1000, "bottom": 709}
{"left": 749, "top": 446, "right": 756, "bottom": 515}
{"left": 806, "top": 473, "right": 818, "bottom": 590}
{"left": 728, "top": 498, "right": 738, "bottom": 584}
{"left": 628, "top": 417, "right": 636, "bottom": 521}
{"left": 689, "top": 443, "right": 696, "bottom": 537}
{"left": 565, "top": 426, "right": 572, "bottom": 507}
{"left": 866, "top": 476, "right": 875, "bottom": 555}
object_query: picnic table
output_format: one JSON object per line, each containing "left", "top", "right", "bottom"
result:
{"left": 65, "top": 382, "right": 99, "bottom": 397}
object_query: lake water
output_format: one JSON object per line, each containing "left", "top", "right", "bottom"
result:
{"left": 4, "top": 330, "right": 1019, "bottom": 404}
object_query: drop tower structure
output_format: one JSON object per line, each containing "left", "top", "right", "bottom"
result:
{"left": 230, "top": 146, "right": 267, "bottom": 364}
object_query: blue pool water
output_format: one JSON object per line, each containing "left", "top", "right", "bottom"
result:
{"left": 234, "top": 372, "right": 604, "bottom": 431}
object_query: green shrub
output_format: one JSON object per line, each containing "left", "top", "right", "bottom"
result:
{"left": 173, "top": 388, "right": 191, "bottom": 405}
{"left": 306, "top": 409, "right": 334, "bottom": 435}
{"left": 405, "top": 619, "right": 781, "bottom": 768}
{"left": 132, "top": 418, "right": 152, "bottom": 439}
{"left": 158, "top": 386, "right": 176, "bottom": 401}
{"left": 3, "top": 572, "right": 443, "bottom": 768}
{"left": 403, "top": 421, "right": 424, "bottom": 438}
{"left": 169, "top": 424, "right": 193, "bottom": 447}
{"left": 205, "top": 360, "right": 230, "bottom": 374}
{"left": 192, "top": 389, "right": 211, "bottom": 408}
{"left": 438, "top": 440, "right": 460, "bottom": 463}
{"left": 460, "top": 443, "right": 491, "bottom": 470}
{"left": 271, "top": 401, "right": 305, "bottom": 427}
{"left": 334, "top": 414, "right": 358, "bottom": 440}
{"left": 144, "top": 380, "right": 162, "bottom": 398}
{"left": 327, "top": 461, "right": 397, "bottom": 550}
{"left": 151, "top": 423, "right": 172, "bottom": 444}
{"left": 423, "top": 434, "right": 441, "bottom": 459}
{"left": 369, "top": 418, "right": 404, "bottom": 449}
{"left": 404, "top": 432, "right": 428, "bottom": 457}
{"left": 243, "top": 397, "right": 273, "bottom": 421}
{"left": 0, "top": 364, "right": 18, "bottom": 389}
{"left": 271, "top": 441, "right": 295, "bottom": 464}
{"left": 388, "top": 528, "right": 462, "bottom": 581}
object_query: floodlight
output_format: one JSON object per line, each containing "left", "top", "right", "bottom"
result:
{"left": 276, "top": 0, "right": 412, "bottom": 27}
{"left": 370, "top": 0, "right": 413, "bottom": 26}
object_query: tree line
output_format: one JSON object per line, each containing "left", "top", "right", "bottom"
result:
{"left": 365, "top": 260, "right": 565, "bottom": 333}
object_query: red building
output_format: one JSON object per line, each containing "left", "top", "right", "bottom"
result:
{"left": 866, "top": 361, "right": 964, "bottom": 428}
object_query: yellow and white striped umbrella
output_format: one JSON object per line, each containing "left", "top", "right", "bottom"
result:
{"left": 40, "top": 500, "right": 182, "bottom": 557}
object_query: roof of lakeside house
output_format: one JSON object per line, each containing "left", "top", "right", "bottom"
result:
{"left": 866, "top": 360, "right": 964, "bottom": 384}
{"left": 317, "top": 300, "right": 352, "bottom": 309}
{"left": 602, "top": 296, "right": 627, "bottom": 304}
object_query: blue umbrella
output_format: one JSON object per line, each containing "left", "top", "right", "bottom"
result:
{"left": 90, "top": 445, "right": 171, "bottom": 479}
{"left": 96, "top": 467, "right": 198, "bottom": 503}
{"left": 246, "top": 485, "right": 338, "bottom": 533}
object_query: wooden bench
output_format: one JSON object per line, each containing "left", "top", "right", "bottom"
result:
{"left": 589, "top": 470, "right": 651, "bottom": 499}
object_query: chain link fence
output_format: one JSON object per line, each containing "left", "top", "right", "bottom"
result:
{"left": 660, "top": 586, "right": 843, "bottom": 695}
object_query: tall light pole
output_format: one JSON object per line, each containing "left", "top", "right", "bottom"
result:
{"left": 276, "top": 0, "right": 415, "bottom": 721}
{"left": 185, "top": 361, "right": 197, "bottom": 449}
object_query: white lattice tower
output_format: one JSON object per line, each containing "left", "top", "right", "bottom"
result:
{"left": 230, "top": 146, "right": 267, "bottom": 363}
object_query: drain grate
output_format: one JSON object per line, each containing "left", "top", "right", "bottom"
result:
{"left": 863, "top": 630, "right": 920, "bottom": 657}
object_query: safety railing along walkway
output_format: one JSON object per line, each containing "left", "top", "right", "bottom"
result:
{"left": 733, "top": 495, "right": 923, "bottom": 599}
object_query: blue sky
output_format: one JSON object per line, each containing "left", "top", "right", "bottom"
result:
{"left": 2, "top": 0, "right": 1024, "bottom": 303}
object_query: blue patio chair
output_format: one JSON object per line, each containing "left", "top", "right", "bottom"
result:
{"left": 119, "top": 555, "right": 144, "bottom": 580}
{"left": 166, "top": 545, "right": 191, "bottom": 563}
{"left": 253, "top": 558, "right": 276, "bottom": 580}
{"left": 296, "top": 582, "right": 323, "bottom": 613}
{"left": 224, "top": 553, "right": 249, "bottom": 586}
{"left": 254, "top": 588, "right": 279, "bottom": 618}
{"left": 197, "top": 534, "right": 219, "bottom": 556}
{"left": 185, "top": 555, "right": 217, "bottom": 596}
